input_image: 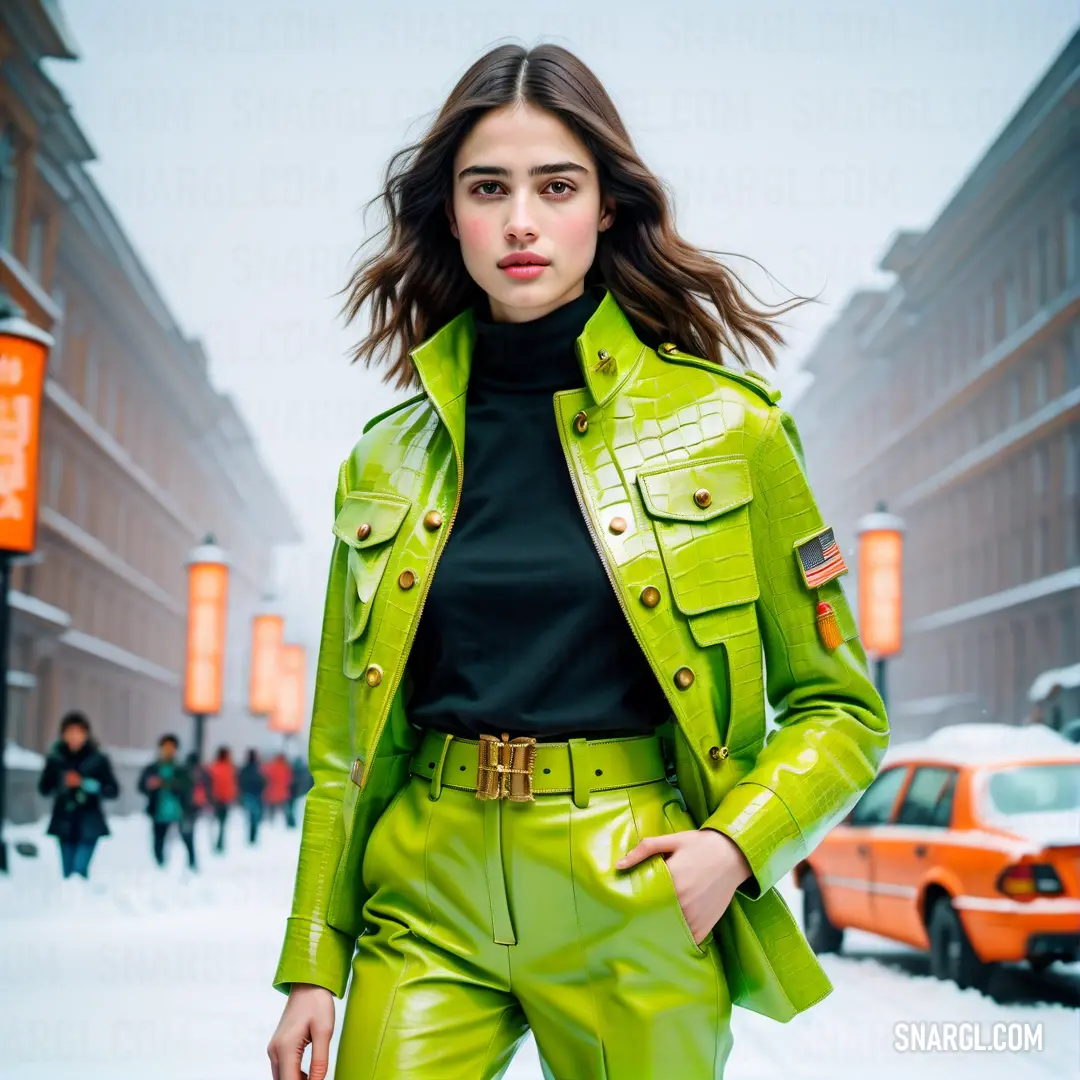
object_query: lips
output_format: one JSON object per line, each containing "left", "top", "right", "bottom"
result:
{"left": 497, "top": 252, "right": 550, "bottom": 267}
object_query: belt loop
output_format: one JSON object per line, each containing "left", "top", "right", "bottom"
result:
{"left": 428, "top": 733, "right": 453, "bottom": 801}
{"left": 568, "top": 738, "right": 591, "bottom": 808}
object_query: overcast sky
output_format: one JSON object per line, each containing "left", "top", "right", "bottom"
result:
{"left": 47, "top": 0, "right": 1079, "bottom": 649}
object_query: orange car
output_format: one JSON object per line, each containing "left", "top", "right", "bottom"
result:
{"left": 794, "top": 723, "right": 1080, "bottom": 990}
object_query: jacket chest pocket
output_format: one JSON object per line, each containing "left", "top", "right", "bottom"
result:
{"left": 636, "top": 454, "right": 759, "bottom": 645}
{"left": 333, "top": 490, "right": 412, "bottom": 661}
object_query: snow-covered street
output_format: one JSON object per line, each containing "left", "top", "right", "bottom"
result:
{"left": 0, "top": 805, "right": 1076, "bottom": 1080}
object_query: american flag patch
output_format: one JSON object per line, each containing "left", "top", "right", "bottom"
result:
{"left": 795, "top": 527, "right": 848, "bottom": 589}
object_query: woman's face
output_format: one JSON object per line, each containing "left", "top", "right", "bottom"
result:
{"left": 448, "top": 102, "right": 614, "bottom": 323}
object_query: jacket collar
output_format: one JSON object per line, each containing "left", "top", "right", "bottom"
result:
{"left": 408, "top": 288, "right": 645, "bottom": 459}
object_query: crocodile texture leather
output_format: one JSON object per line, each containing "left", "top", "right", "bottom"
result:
{"left": 273, "top": 289, "right": 890, "bottom": 1024}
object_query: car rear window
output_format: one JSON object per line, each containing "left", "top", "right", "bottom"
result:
{"left": 983, "top": 764, "right": 1080, "bottom": 817}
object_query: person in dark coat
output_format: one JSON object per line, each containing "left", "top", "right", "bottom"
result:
{"left": 138, "top": 734, "right": 197, "bottom": 870}
{"left": 37, "top": 712, "right": 119, "bottom": 879}
{"left": 286, "top": 754, "right": 312, "bottom": 828}
{"left": 238, "top": 748, "right": 267, "bottom": 846}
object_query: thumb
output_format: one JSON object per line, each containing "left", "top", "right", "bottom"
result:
{"left": 615, "top": 833, "right": 680, "bottom": 869}
{"left": 307, "top": 1022, "right": 332, "bottom": 1080}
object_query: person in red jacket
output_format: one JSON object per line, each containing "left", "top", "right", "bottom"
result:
{"left": 205, "top": 746, "right": 238, "bottom": 853}
{"left": 262, "top": 753, "right": 293, "bottom": 824}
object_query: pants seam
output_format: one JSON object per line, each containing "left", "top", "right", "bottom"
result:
{"left": 368, "top": 942, "right": 410, "bottom": 1078}
{"left": 479, "top": 1003, "right": 514, "bottom": 1079}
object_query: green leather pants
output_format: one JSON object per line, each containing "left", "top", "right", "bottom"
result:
{"left": 336, "top": 731, "right": 733, "bottom": 1078}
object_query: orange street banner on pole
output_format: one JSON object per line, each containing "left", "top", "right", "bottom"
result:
{"left": 249, "top": 613, "right": 284, "bottom": 716}
{"left": 857, "top": 513, "right": 904, "bottom": 659}
{"left": 184, "top": 551, "right": 229, "bottom": 715}
{"left": 269, "top": 643, "right": 305, "bottom": 734}
{"left": 0, "top": 323, "right": 49, "bottom": 554}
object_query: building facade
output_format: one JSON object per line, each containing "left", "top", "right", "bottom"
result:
{"left": 0, "top": 1, "right": 300, "bottom": 759}
{"left": 796, "top": 30, "right": 1080, "bottom": 739}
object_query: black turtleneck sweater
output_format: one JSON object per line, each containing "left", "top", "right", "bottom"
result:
{"left": 404, "top": 288, "right": 672, "bottom": 741}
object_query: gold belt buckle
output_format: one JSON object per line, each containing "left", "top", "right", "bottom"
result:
{"left": 476, "top": 732, "right": 537, "bottom": 802}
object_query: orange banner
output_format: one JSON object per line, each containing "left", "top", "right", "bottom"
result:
{"left": 249, "top": 613, "right": 284, "bottom": 715}
{"left": 858, "top": 528, "right": 903, "bottom": 659}
{"left": 0, "top": 329, "right": 48, "bottom": 554}
{"left": 269, "top": 643, "right": 306, "bottom": 734}
{"left": 184, "top": 561, "right": 229, "bottom": 715}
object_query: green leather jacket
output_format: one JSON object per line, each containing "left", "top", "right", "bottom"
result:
{"left": 273, "top": 288, "right": 889, "bottom": 1022}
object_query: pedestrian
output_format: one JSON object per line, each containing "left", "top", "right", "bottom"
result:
{"left": 238, "top": 749, "right": 266, "bottom": 845}
{"left": 206, "top": 746, "right": 238, "bottom": 853}
{"left": 138, "top": 734, "right": 197, "bottom": 871}
{"left": 262, "top": 752, "right": 293, "bottom": 825}
{"left": 266, "top": 43, "right": 889, "bottom": 1080}
{"left": 285, "top": 755, "right": 310, "bottom": 828}
{"left": 186, "top": 751, "right": 210, "bottom": 817}
{"left": 37, "top": 711, "right": 119, "bottom": 880}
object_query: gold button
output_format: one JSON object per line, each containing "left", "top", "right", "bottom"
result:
{"left": 573, "top": 410, "right": 588, "bottom": 434}
{"left": 350, "top": 759, "right": 365, "bottom": 785}
{"left": 398, "top": 569, "right": 416, "bottom": 589}
{"left": 365, "top": 665, "right": 382, "bottom": 687}
{"left": 608, "top": 516, "right": 627, "bottom": 535}
{"left": 356, "top": 522, "right": 371, "bottom": 540}
{"left": 694, "top": 488, "right": 712, "bottom": 508}
{"left": 674, "top": 666, "right": 694, "bottom": 689}
{"left": 598, "top": 349, "right": 609, "bottom": 360}
{"left": 659, "top": 342, "right": 677, "bottom": 354}
{"left": 709, "top": 745, "right": 729, "bottom": 761}
{"left": 423, "top": 511, "right": 443, "bottom": 531}
{"left": 640, "top": 586, "right": 661, "bottom": 608}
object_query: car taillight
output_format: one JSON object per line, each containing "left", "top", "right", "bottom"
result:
{"left": 995, "top": 863, "right": 1064, "bottom": 899}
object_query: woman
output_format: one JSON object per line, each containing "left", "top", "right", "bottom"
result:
{"left": 267, "top": 43, "right": 889, "bottom": 1080}
{"left": 37, "top": 711, "right": 119, "bottom": 880}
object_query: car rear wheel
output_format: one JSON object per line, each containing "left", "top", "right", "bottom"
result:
{"left": 801, "top": 869, "right": 844, "bottom": 954}
{"left": 928, "top": 897, "right": 990, "bottom": 991}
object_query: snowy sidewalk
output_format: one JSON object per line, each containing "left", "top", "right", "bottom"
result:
{"left": 0, "top": 807, "right": 1075, "bottom": 1079}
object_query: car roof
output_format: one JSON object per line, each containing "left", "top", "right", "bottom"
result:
{"left": 882, "top": 722, "right": 1080, "bottom": 769}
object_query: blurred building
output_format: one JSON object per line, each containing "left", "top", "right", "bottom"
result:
{"left": 796, "top": 29, "right": 1080, "bottom": 738}
{"left": 0, "top": 2, "right": 300, "bottom": 757}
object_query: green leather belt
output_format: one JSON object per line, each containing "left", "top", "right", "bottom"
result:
{"left": 411, "top": 728, "right": 669, "bottom": 806}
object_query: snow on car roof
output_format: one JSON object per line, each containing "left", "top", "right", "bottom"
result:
{"left": 882, "top": 722, "right": 1080, "bottom": 768}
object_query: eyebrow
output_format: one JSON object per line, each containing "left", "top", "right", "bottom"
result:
{"left": 456, "top": 161, "right": 589, "bottom": 181}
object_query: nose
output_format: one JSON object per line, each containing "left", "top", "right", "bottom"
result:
{"left": 504, "top": 191, "right": 539, "bottom": 245}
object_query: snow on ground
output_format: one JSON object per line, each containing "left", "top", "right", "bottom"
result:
{"left": 0, "top": 805, "right": 1075, "bottom": 1079}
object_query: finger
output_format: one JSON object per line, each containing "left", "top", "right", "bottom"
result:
{"left": 278, "top": 1039, "right": 303, "bottom": 1080}
{"left": 309, "top": 1020, "right": 332, "bottom": 1080}
{"left": 615, "top": 834, "right": 679, "bottom": 868}
{"left": 267, "top": 1043, "right": 280, "bottom": 1080}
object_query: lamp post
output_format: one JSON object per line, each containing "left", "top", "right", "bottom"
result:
{"left": 855, "top": 501, "right": 905, "bottom": 712}
{"left": 0, "top": 291, "right": 51, "bottom": 875}
{"left": 184, "top": 536, "right": 230, "bottom": 762}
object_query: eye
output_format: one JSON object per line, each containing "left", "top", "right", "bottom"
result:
{"left": 546, "top": 180, "right": 574, "bottom": 198}
{"left": 473, "top": 181, "right": 503, "bottom": 197}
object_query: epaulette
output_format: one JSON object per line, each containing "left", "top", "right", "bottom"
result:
{"left": 655, "top": 342, "right": 782, "bottom": 406}
{"left": 361, "top": 390, "right": 428, "bottom": 434}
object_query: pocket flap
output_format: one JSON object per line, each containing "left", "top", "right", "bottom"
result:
{"left": 333, "top": 491, "right": 411, "bottom": 549}
{"left": 636, "top": 455, "right": 752, "bottom": 523}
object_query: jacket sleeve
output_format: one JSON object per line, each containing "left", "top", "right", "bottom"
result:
{"left": 137, "top": 764, "right": 154, "bottom": 796}
{"left": 701, "top": 407, "right": 890, "bottom": 898}
{"left": 38, "top": 753, "right": 60, "bottom": 797}
{"left": 272, "top": 462, "right": 356, "bottom": 998}
{"left": 98, "top": 755, "right": 120, "bottom": 801}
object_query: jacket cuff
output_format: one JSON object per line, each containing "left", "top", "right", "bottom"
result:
{"left": 701, "top": 781, "right": 805, "bottom": 898}
{"left": 272, "top": 917, "right": 355, "bottom": 999}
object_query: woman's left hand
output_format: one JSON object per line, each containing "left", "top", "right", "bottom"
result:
{"left": 616, "top": 828, "right": 752, "bottom": 945}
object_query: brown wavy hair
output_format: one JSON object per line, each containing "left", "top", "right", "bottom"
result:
{"left": 343, "top": 42, "right": 807, "bottom": 391}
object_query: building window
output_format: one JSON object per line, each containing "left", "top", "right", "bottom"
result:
{"left": 1034, "top": 226, "right": 1050, "bottom": 309}
{"left": 1033, "top": 443, "right": 1049, "bottom": 496}
{"left": 27, "top": 214, "right": 47, "bottom": 281}
{"left": 0, "top": 123, "right": 19, "bottom": 254}
{"left": 1034, "top": 517, "right": 1049, "bottom": 577}
{"left": 84, "top": 339, "right": 99, "bottom": 416}
{"left": 47, "top": 445, "right": 63, "bottom": 507}
{"left": 1068, "top": 323, "right": 1080, "bottom": 392}
{"left": 1062, "top": 606, "right": 1077, "bottom": 667}
{"left": 1007, "top": 372, "right": 1022, "bottom": 425}
{"left": 1066, "top": 425, "right": 1080, "bottom": 497}
{"left": 1067, "top": 202, "right": 1080, "bottom": 286}
{"left": 1034, "top": 354, "right": 1049, "bottom": 409}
